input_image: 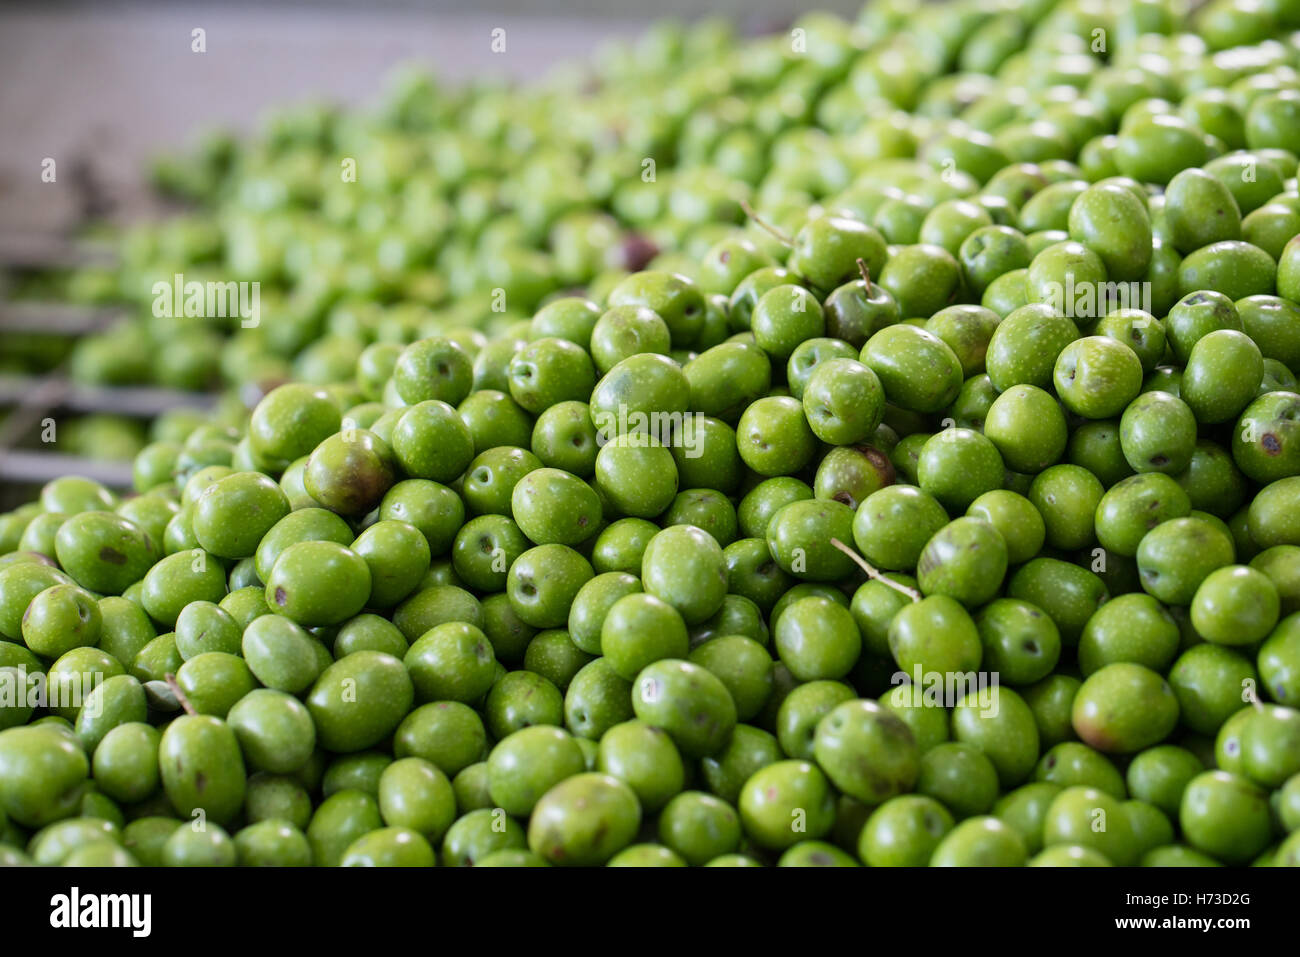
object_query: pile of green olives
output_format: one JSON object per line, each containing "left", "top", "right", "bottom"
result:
{"left": 3, "top": 0, "right": 1300, "bottom": 867}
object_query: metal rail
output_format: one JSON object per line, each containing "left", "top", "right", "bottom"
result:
{"left": 0, "top": 377, "right": 216, "bottom": 418}
{"left": 0, "top": 450, "right": 134, "bottom": 488}
{"left": 0, "top": 233, "right": 118, "bottom": 270}
{"left": 0, "top": 303, "right": 127, "bottom": 335}
{"left": 0, "top": 234, "right": 218, "bottom": 497}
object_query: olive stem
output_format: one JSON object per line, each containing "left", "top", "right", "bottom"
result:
{"left": 856, "top": 258, "right": 873, "bottom": 294}
{"left": 165, "top": 672, "right": 197, "bottom": 716}
{"left": 830, "top": 538, "right": 921, "bottom": 602}
{"left": 739, "top": 199, "right": 794, "bottom": 247}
